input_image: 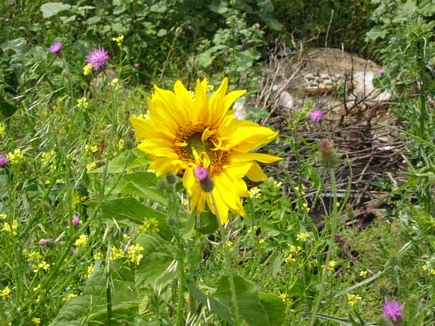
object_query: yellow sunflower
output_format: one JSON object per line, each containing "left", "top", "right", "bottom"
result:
{"left": 130, "top": 78, "right": 281, "bottom": 224}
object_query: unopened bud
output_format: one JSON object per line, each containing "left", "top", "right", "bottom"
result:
{"left": 319, "top": 139, "right": 339, "bottom": 169}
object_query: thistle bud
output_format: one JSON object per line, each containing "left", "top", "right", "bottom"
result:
{"left": 319, "top": 139, "right": 339, "bottom": 169}
{"left": 194, "top": 166, "right": 214, "bottom": 193}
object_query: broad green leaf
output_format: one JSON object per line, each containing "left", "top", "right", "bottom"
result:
{"left": 40, "top": 3, "right": 72, "bottom": 18}
{"left": 135, "top": 233, "right": 176, "bottom": 288}
{"left": 257, "top": 292, "right": 286, "bottom": 325}
{"left": 50, "top": 262, "right": 138, "bottom": 325}
{"left": 89, "top": 148, "right": 150, "bottom": 174}
{"left": 110, "top": 171, "right": 167, "bottom": 205}
{"left": 187, "top": 279, "right": 235, "bottom": 325}
{"left": 195, "top": 210, "right": 219, "bottom": 234}
{"left": 1, "top": 38, "right": 28, "bottom": 53}
{"left": 100, "top": 197, "right": 171, "bottom": 239}
{"left": 213, "top": 275, "right": 274, "bottom": 326}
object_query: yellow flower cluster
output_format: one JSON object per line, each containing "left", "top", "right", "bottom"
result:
{"left": 117, "top": 139, "right": 125, "bottom": 151}
{"left": 127, "top": 244, "right": 144, "bottom": 265}
{"left": 31, "top": 317, "right": 41, "bottom": 325}
{"left": 111, "top": 35, "right": 124, "bottom": 47}
{"left": 62, "top": 293, "right": 78, "bottom": 302}
{"left": 347, "top": 293, "right": 362, "bottom": 306}
{"left": 0, "top": 286, "right": 11, "bottom": 298}
{"left": 0, "top": 123, "right": 5, "bottom": 137}
{"left": 1, "top": 219, "right": 19, "bottom": 236}
{"left": 7, "top": 149, "right": 24, "bottom": 164}
{"left": 86, "top": 162, "right": 97, "bottom": 171}
{"left": 41, "top": 150, "right": 56, "bottom": 165}
{"left": 248, "top": 187, "right": 261, "bottom": 198}
{"left": 273, "top": 180, "right": 282, "bottom": 188}
{"left": 83, "top": 63, "right": 92, "bottom": 75}
{"left": 110, "top": 78, "right": 120, "bottom": 90}
{"left": 85, "top": 144, "right": 98, "bottom": 154}
{"left": 284, "top": 253, "right": 295, "bottom": 263}
{"left": 139, "top": 217, "right": 159, "bottom": 233}
{"left": 74, "top": 234, "right": 88, "bottom": 247}
{"left": 296, "top": 232, "right": 310, "bottom": 242}
{"left": 77, "top": 97, "right": 89, "bottom": 109}
{"left": 110, "top": 246, "right": 124, "bottom": 261}
{"left": 323, "top": 260, "right": 337, "bottom": 272}
{"left": 33, "top": 261, "right": 50, "bottom": 273}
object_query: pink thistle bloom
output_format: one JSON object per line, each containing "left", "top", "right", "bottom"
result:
{"left": 309, "top": 109, "right": 323, "bottom": 122}
{"left": 86, "top": 48, "right": 109, "bottom": 70}
{"left": 378, "top": 68, "right": 386, "bottom": 75}
{"left": 48, "top": 42, "right": 62, "bottom": 54}
{"left": 382, "top": 300, "right": 404, "bottom": 322}
{"left": 72, "top": 214, "right": 80, "bottom": 226}
{"left": 194, "top": 166, "right": 208, "bottom": 181}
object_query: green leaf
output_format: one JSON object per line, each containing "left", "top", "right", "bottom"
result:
{"left": 50, "top": 262, "right": 138, "bottom": 325}
{"left": 89, "top": 148, "right": 151, "bottom": 174}
{"left": 195, "top": 210, "right": 219, "bottom": 234}
{"left": 85, "top": 16, "right": 101, "bottom": 25}
{"left": 40, "top": 2, "right": 72, "bottom": 18}
{"left": 261, "top": 17, "right": 282, "bottom": 31}
{"left": 187, "top": 280, "right": 235, "bottom": 325}
{"left": 135, "top": 233, "right": 176, "bottom": 288}
{"left": 214, "top": 275, "right": 272, "bottom": 326}
{"left": 111, "top": 171, "right": 167, "bottom": 205}
{"left": 157, "top": 29, "right": 167, "bottom": 37}
{"left": 257, "top": 292, "right": 286, "bottom": 325}
{"left": 100, "top": 197, "right": 171, "bottom": 239}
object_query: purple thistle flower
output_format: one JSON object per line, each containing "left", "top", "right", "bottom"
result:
{"left": 378, "top": 68, "right": 386, "bottom": 75}
{"left": 0, "top": 153, "right": 8, "bottom": 168}
{"left": 382, "top": 300, "right": 404, "bottom": 322}
{"left": 194, "top": 166, "right": 214, "bottom": 192}
{"left": 48, "top": 42, "right": 62, "bottom": 54}
{"left": 309, "top": 108, "right": 323, "bottom": 122}
{"left": 72, "top": 214, "right": 80, "bottom": 226}
{"left": 86, "top": 48, "right": 109, "bottom": 70}
{"left": 134, "top": 63, "right": 139, "bottom": 68}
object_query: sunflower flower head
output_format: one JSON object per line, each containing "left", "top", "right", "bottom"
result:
{"left": 130, "top": 78, "right": 281, "bottom": 224}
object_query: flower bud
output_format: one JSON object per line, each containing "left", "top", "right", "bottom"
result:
{"left": 319, "top": 139, "right": 339, "bottom": 169}
{"left": 194, "top": 167, "right": 214, "bottom": 192}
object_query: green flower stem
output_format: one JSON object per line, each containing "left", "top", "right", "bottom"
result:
{"left": 309, "top": 168, "right": 339, "bottom": 326}
{"left": 210, "top": 192, "right": 241, "bottom": 326}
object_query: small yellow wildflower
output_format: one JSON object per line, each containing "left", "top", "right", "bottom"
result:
{"left": 25, "top": 251, "right": 43, "bottom": 263}
{"left": 33, "top": 284, "right": 41, "bottom": 291}
{"left": 139, "top": 217, "right": 159, "bottom": 233}
{"left": 110, "top": 78, "right": 120, "bottom": 90}
{"left": 323, "top": 260, "right": 337, "bottom": 272}
{"left": 347, "top": 293, "right": 361, "bottom": 306}
{"left": 127, "top": 244, "right": 144, "bottom": 265}
{"left": 248, "top": 187, "right": 261, "bottom": 198}
{"left": 0, "top": 214, "right": 6, "bottom": 220}
{"left": 284, "top": 253, "right": 295, "bottom": 263}
{"left": 31, "top": 317, "right": 41, "bottom": 325}
{"left": 7, "top": 149, "right": 24, "bottom": 164}
{"left": 33, "top": 261, "right": 50, "bottom": 273}
{"left": 85, "top": 144, "right": 98, "bottom": 154}
{"left": 2, "top": 220, "right": 19, "bottom": 236}
{"left": 77, "top": 97, "right": 89, "bottom": 109}
{"left": 83, "top": 63, "right": 92, "bottom": 75}
{"left": 62, "top": 293, "right": 77, "bottom": 302}
{"left": 117, "top": 139, "right": 125, "bottom": 151}
{"left": 259, "top": 239, "right": 265, "bottom": 244}
{"left": 123, "top": 233, "right": 131, "bottom": 241}
{"left": 74, "top": 234, "right": 88, "bottom": 247}
{"left": 289, "top": 245, "right": 302, "bottom": 254}
{"left": 86, "top": 264, "right": 94, "bottom": 278}
{"left": 109, "top": 246, "right": 125, "bottom": 261}
{"left": 302, "top": 202, "right": 311, "bottom": 212}
{"left": 0, "top": 123, "right": 5, "bottom": 137}
{"left": 294, "top": 185, "right": 305, "bottom": 195}
{"left": 0, "top": 286, "right": 11, "bottom": 298}
{"left": 431, "top": 268, "right": 435, "bottom": 276}
{"left": 111, "top": 35, "right": 124, "bottom": 46}
{"left": 93, "top": 252, "right": 103, "bottom": 260}
{"left": 296, "top": 232, "right": 310, "bottom": 242}
{"left": 273, "top": 180, "right": 282, "bottom": 188}
{"left": 279, "top": 293, "right": 287, "bottom": 302}
{"left": 86, "top": 162, "right": 97, "bottom": 171}
{"left": 226, "top": 241, "right": 234, "bottom": 252}
{"left": 41, "top": 150, "right": 56, "bottom": 164}
{"left": 248, "top": 226, "right": 258, "bottom": 234}
{"left": 422, "top": 265, "right": 428, "bottom": 271}
{"left": 56, "top": 178, "right": 65, "bottom": 184}
{"left": 359, "top": 270, "right": 368, "bottom": 277}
